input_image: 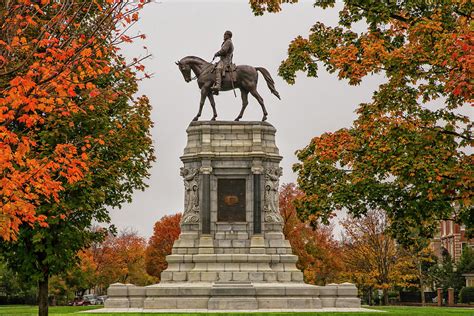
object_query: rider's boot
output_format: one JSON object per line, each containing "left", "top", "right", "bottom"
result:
{"left": 212, "top": 70, "right": 222, "bottom": 95}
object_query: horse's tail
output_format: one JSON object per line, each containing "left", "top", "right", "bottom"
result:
{"left": 256, "top": 67, "right": 281, "bottom": 100}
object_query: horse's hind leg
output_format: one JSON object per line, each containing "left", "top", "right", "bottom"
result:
{"left": 207, "top": 93, "right": 217, "bottom": 120}
{"left": 193, "top": 88, "right": 208, "bottom": 121}
{"left": 249, "top": 88, "right": 268, "bottom": 121}
{"left": 235, "top": 89, "right": 249, "bottom": 121}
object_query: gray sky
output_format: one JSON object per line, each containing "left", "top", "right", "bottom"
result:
{"left": 110, "top": 0, "right": 384, "bottom": 239}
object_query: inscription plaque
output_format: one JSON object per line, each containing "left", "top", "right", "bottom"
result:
{"left": 218, "top": 179, "right": 246, "bottom": 222}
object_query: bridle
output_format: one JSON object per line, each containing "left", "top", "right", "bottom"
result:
{"left": 178, "top": 60, "right": 215, "bottom": 82}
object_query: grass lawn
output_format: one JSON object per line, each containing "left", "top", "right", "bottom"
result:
{"left": 0, "top": 305, "right": 473, "bottom": 315}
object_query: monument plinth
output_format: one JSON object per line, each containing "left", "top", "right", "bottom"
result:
{"left": 105, "top": 121, "right": 360, "bottom": 311}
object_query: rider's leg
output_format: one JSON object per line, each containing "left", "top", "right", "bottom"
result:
{"left": 212, "top": 65, "right": 223, "bottom": 93}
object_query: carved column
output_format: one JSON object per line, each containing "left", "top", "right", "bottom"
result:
{"left": 200, "top": 165, "right": 212, "bottom": 234}
{"left": 252, "top": 165, "right": 264, "bottom": 234}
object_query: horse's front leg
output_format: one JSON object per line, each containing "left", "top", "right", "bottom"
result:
{"left": 207, "top": 92, "right": 217, "bottom": 120}
{"left": 193, "top": 88, "right": 208, "bottom": 121}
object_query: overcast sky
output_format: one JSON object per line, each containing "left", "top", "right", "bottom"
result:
{"left": 110, "top": 0, "right": 385, "bottom": 239}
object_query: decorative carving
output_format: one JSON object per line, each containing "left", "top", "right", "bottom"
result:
{"left": 180, "top": 167, "right": 200, "bottom": 224}
{"left": 199, "top": 166, "right": 213, "bottom": 174}
{"left": 251, "top": 166, "right": 264, "bottom": 174}
{"left": 263, "top": 167, "right": 283, "bottom": 223}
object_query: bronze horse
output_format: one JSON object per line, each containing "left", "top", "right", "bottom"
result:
{"left": 176, "top": 56, "right": 280, "bottom": 121}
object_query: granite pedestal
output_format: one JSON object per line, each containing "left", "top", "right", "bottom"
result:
{"left": 105, "top": 121, "right": 360, "bottom": 310}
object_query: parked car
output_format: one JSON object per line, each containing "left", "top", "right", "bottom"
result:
{"left": 68, "top": 297, "right": 90, "bottom": 306}
{"left": 83, "top": 294, "right": 99, "bottom": 305}
{"left": 97, "top": 295, "right": 107, "bottom": 305}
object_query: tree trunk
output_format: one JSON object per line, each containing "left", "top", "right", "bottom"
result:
{"left": 368, "top": 287, "right": 372, "bottom": 306}
{"left": 419, "top": 262, "right": 426, "bottom": 306}
{"left": 383, "top": 288, "right": 389, "bottom": 306}
{"left": 38, "top": 276, "right": 48, "bottom": 316}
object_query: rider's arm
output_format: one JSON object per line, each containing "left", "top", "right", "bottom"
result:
{"left": 215, "top": 40, "right": 231, "bottom": 57}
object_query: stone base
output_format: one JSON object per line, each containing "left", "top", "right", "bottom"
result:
{"left": 104, "top": 121, "right": 362, "bottom": 311}
{"left": 105, "top": 282, "right": 360, "bottom": 310}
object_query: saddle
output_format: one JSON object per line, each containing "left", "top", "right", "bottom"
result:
{"left": 213, "top": 63, "right": 237, "bottom": 82}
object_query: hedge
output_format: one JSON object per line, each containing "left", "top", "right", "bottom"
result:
{"left": 459, "top": 287, "right": 474, "bottom": 304}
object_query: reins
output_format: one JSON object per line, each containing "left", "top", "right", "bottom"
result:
{"left": 189, "top": 62, "right": 215, "bottom": 81}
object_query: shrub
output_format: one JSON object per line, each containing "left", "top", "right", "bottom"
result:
{"left": 459, "top": 287, "right": 474, "bottom": 304}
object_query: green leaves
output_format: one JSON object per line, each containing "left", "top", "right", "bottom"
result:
{"left": 254, "top": 0, "right": 473, "bottom": 245}
{"left": 0, "top": 0, "right": 154, "bottom": 303}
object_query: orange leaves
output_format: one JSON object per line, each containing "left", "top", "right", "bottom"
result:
{"left": 0, "top": 135, "right": 89, "bottom": 239}
{"left": 1, "top": 0, "right": 151, "bottom": 243}
{"left": 94, "top": 230, "right": 155, "bottom": 286}
{"left": 145, "top": 214, "right": 181, "bottom": 280}
{"left": 329, "top": 32, "right": 389, "bottom": 85}
{"left": 280, "top": 183, "right": 343, "bottom": 285}
{"left": 89, "top": 89, "right": 100, "bottom": 98}
{"left": 311, "top": 129, "right": 355, "bottom": 163}
{"left": 80, "top": 48, "right": 93, "bottom": 58}
{"left": 442, "top": 32, "right": 473, "bottom": 101}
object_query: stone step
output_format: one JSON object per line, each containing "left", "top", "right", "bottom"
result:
{"left": 210, "top": 282, "right": 256, "bottom": 296}
{"left": 166, "top": 253, "right": 297, "bottom": 264}
{"left": 160, "top": 270, "right": 304, "bottom": 283}
{"left": 105, "top": 282, "right": 360, "bottom": 310}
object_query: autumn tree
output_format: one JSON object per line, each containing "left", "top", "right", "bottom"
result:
{"left": 57, "top": 249, "right": 98, "bottom": 299}
{"left": 0, "top": 1, "right": 154, "bottom": 315}
{"left": 45, "top": 250, "right": 97, "bottom": 305}
{"left": 280, "top": 183, "right": 343, "bottom": 285}
{"left": 400, "top": 239, "right": 436, "bottom": 305}
{"left": 250, "top": 1, "right": 473, "bottom": 245}
{"left": 340, "top": 210, "right": 416, "bottom": 305}
{"left": 145, "top": 213, "right": 182, "bottom": 281}
{"left": 92, "top": 230, "right": 155, "bottom": 289}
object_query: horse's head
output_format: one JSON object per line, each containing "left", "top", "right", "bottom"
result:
{"left": 176, "top": 60, "right": 192, "bottom": 83}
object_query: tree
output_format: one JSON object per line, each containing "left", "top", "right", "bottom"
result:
{"left": 93, "top": 230, "right": 155, "bottom": 288}
{"left": 145, "top": 214, "right": 182, "bottom": 281}
{"left": 279, "top": 183, "right": 343, "bottom": 285}
{"left": 57, "top": 249, "right": 98, "bottom": 299}
{"left": 399, "top": 242, "right": 436, "bottom": 305}
{"left": 457, "top": 246, "right": 474, "bottom": 276}
{"left": 0, "top": 1, "right": 153, "bottom": 315}
{"left": 0, "top": 256, "right": 37, "bottom": 304}
{"left": 430, "top": 251, "right": 465, "bottom": 294}
{"left": 340, "top": 210, "right": 415, "bottom": 305}
{"left": 250, "top": 0, "right": 473, "bottom": 245}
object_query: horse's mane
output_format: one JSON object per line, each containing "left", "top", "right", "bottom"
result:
{"left": 181, "top": 56, "right": 210, "bottom": 64}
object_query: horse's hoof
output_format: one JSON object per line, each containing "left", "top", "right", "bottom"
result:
{"left": 234, "top": 117, "right": 241, "bottom": 121}
{"left": 192, "top": 116, "right": 199, "bottom": 121}
{"left": 262, "top": 116, "right": 267, "bottom": 122}
{"left": 211, "top": 117, "right": 216, "bottom": 121}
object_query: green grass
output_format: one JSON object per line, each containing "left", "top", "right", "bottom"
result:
{"left": 0, "top": 305, "right": 100, "bottom": 315}
{"left": 0, "top": 305, "right": 473, "bottom": 315}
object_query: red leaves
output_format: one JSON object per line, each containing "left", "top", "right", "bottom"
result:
{"left": 145, "top": 214, "right": 182, "bottom": 279}
{"left": 120, "top": 35, "right": 133, "bottom": 43}
{"left": 89, "top": 89, "right": 100, "bottom": 98}
{"left": 280, "top": 183, "right": 343, "bottom": 285}
{"left": 67, "top": 85, "right": 77, "bottom": 97}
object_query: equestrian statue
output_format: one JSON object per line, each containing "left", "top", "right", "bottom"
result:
{"left": 176, "top": 30, "right": 281, "bottom": 122}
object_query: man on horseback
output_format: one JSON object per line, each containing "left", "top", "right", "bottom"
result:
{"left": 211, "top": 30, "right": 234, "bottom": 95}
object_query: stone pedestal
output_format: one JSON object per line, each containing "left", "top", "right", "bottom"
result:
{"left": 105, "top": 121, "right": 360, "bottom": 310}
